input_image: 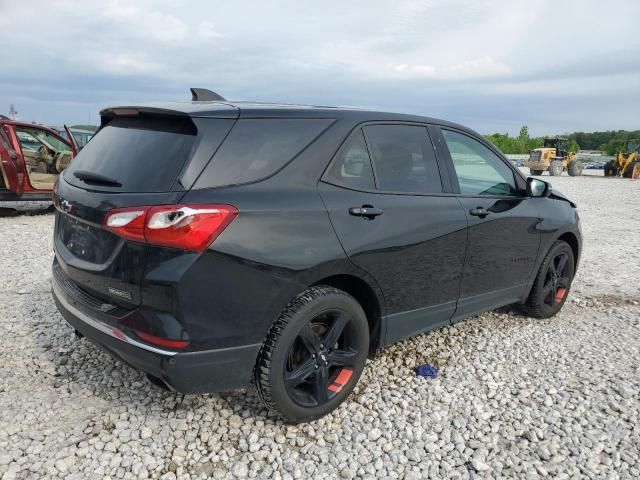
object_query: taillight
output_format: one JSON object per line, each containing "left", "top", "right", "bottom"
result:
{"left": 103, "top": 204, "right": 238, "bottom": 252}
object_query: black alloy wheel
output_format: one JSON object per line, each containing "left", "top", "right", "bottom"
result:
{"left": 541, "top": 251, "right": 571, "bottom": 308}
{"left": 284, "top": 309, "right": 359, "bottom": 407}
{"left": 255, "top": 286, "right": 369, "bottom": 423}
{"left": 522, "top": 240, "right": 575, "bottom": 318}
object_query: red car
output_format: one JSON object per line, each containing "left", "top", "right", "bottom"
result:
{"left": 0, "top": 117, "right": 77, "bottom": 201}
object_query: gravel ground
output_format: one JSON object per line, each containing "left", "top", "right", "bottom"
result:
{"left": 1, "top": 173, "right": 638, "bottom": 479}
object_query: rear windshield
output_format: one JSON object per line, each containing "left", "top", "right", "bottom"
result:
{"left": 65, "top": 116, "right": 198, "bottom": 193}
{"left": 194, "top": 118, "right": 334, "bottom": 188}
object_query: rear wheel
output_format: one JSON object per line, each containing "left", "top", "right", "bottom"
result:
{"left": 522, "top": 240, "right": 575, "bottom": 318}
{"left": 255, "top": 286, "right": 369, "bottom": 423}
{"left": 567, "top": 161, "right": 583, "bottom": 176}
{"left": 548, "top": 160, "right": 564, "bottom": 176}
{"left": 530, "top": 169, "right": 544, "bottom": 176}
{"left": 604, "top": 161, "right": 618, "bottom": 177}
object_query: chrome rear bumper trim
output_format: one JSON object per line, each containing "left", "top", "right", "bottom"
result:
{"left": 52, "top": 279, "right": 178, "bottom": 357}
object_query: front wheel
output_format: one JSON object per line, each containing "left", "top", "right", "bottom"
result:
{"left": 548, "top": 160, "right": 564, "bottom": 176}
{"left": 522, "top": 240, "right": 575, "bottom": 318}
{"left": 255, "top": 286, "right": 369, "bottom": 423}
{"left": 623, "top": 160, "right": 638, "bottom": 179}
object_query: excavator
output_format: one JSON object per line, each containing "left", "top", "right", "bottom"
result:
{"left": 604, "top": 139, "right": 640, "bottom": 179}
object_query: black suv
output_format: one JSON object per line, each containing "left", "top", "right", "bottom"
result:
{"left": 52, "top": 89, "right": 581, "bottom": 422}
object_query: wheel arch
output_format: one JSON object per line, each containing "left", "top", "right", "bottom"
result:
{"left": 557, "top": 231, "right": 580, "bottom": 270}
{"left": 311, "top": 273, "right": 384, "bottom": 357}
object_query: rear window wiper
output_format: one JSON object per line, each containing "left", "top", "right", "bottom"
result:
{"left": 73, "top": 170, "right": 122, "bottom": 187}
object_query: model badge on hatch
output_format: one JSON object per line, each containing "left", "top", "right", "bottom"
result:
{"left": 108, "top": 287, "right": 132, "bottom": 300}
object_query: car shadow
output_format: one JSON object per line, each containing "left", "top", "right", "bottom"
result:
{"left": 0, "top": 203, "right": 54, "bottom": 217}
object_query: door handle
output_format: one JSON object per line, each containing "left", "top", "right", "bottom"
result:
{"left": 349, "top": 205, "right": 383, "bottom": 219}
{"left": 469, "top": 207, "right": 490, "bottom": 218}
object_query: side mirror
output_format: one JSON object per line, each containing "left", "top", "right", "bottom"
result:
{"left": 527, "top": 177, "right": 551, "bottom": 197}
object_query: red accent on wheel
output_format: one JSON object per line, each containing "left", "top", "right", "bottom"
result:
{"left": 328, "top": 368, "right": 353, "bottom": 393}
{"left": 555, "top": 288, "right": 567, "bottom": 303}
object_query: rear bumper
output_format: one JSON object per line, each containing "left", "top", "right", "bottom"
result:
{"left": 52, "top": 273, "right": 261, "bottom": 393}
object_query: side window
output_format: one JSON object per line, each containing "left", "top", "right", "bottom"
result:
{"left": 442, "top": 129, "right": 518, "bottom": 196}
{"left": 364, "top": 125, "right": 442, "bottom": 193}
{"left": 323, "top": 130, "right": 375, "bottom": 190}
{"left": 195, "top": 118, "right": 334, "bottom": 188}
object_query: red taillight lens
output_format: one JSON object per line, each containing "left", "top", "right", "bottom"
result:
{"left": 134, "top": 331, "right": 191, "bottom": 349}
{"left": 103, "top": 204, "right": 238, "bottom": 252}
{"left": 146, "top": 205, "right": 237, "bottom": 251}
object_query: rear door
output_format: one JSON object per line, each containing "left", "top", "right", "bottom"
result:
{"left": 435, "top": 127, "right": 541, "bottom": 320}
{"left": 319, "top": 123, "right": 467, "bottom": 344}
{"left": 54, "top": 113, "right": 236, "bottom": 308}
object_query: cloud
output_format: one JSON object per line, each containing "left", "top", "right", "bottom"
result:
{"left": 387, "top": 56, "right": 511, "bottom": 79}
{"left": 197, "top": 21, "right": 224, "bottom": 40}
{"left": 0, "top": 0, "right": 638, "bottom": 134}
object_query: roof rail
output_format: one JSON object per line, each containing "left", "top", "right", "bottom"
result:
{"left": 190, "top": 88, "right": 226, "bottom": 102}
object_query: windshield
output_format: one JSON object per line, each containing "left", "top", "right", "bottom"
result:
{"left": 15, "top": 128, "right": 69, "bottom": 152}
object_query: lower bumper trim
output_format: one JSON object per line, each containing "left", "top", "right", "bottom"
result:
{"left": 52, "top": 278, "right": 178, "bottom": 357}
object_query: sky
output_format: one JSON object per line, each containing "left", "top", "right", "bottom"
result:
{"left": 0, "top": 0, "right": 638, "bottom": 135}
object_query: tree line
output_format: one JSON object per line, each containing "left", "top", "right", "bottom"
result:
{"left": 485, "top": 127, "right": 640, "bottom": 155}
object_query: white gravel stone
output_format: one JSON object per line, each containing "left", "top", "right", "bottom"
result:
{"left": 367, "top": 428, "right": 383, "bottom": 441}
{"left": 1, "top": 175, "right": 639, "bottom": 479}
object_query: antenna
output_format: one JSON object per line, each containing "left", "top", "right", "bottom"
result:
{"left": 190, "top": 88, "right": 226, "bottom": 102}
{"left": 9, "top": 104, "right": 18, "bottom": 120}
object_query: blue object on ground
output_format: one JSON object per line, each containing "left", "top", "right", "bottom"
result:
{"left": 415, "top": 363, "right": 438, "bottom": 379}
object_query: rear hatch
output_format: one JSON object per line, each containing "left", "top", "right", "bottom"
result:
{"left": 54, "top": 108, "right": 237, "bottom": 308}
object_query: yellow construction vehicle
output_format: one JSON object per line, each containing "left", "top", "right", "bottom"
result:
{"left": 604, "top": 139, "right": 640, "bottom": 179}
{"left": 524, "top": 137, "right": 583, "bottom": 177}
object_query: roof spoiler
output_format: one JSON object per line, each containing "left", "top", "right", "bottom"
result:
{"left": 190, "top": 88, "right": 226, "bottom": 102}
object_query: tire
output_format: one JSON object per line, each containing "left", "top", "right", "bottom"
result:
{"left": 255, "top": 286, "right": 369, "bottom": 423}
{"left": 567, "top": 161, "right": 583, "bottom": 177}
{"left": 603, "top": 161, "right": 618, "bottom": 177}
{"left": 548, "top": 160, "right": 564, "bottom": 176}
{"left": 529, "top": 169, "right": 544, "bottom": 176}
{"left": 522, "top": 240, "right": 575, "bottom": 319}
{"left": 623, "top": 161, "right": 638, "bottom": 179}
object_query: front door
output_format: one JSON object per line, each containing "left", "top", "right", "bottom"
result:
{"left": 12, "top": 125, "right": 74, "bottom": 191}
{"left": 0, "top": 126, "right": 23, "bottom": 194}
{"left": 436, "top": 128, "right": 541, "bottom": 320}
{"left": 319, "top": 123, "right": 468, "bottom": 344}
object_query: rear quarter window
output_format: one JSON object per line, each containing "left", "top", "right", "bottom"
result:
{"left": 194, "top": 118, "right": 334, "bottom": 188}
